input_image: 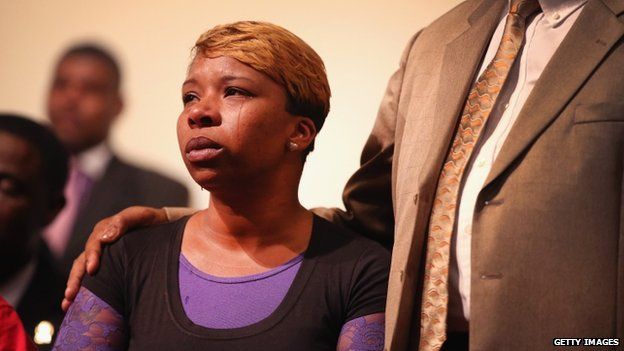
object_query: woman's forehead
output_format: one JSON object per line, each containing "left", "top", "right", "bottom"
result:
{"left": 186, "top": 56, "right": 276, "bottom": 86}
{"left": 190, "top": 56, "right": 253, "bottom": 75}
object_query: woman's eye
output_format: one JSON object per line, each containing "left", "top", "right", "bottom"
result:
{"left": 182, "top": 93, "right": 198, "bottom": 105}
{"left": 224, "top": 87, "right": 251, "bottom": 97}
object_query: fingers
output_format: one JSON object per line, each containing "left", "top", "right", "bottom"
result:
{"left": 85, "top": 248, "right": 102, "bottom": 275}
{"left": 62, "top": 253, "right": 87, "bottom": 311}
{"left": 86, "top": 207, "right": 164, "bottom": 248}
{"left": 122, "top": 206, "right": 168, "bottom": 227}
{"left": 92, "top": 216, "right": 124, "bottom": 245}
{"left": 61, "top": 297, "right": 72, "bottom": 312}
{"left": 83, "top": 206, "right": 167, "bottom": 274}
{"left": 61, "top": 206, "right": 168, "bottom": 311}
{"left": 84, "top": 219, "right": 113, "bottom": 275}
{"left": 84, "top": 209, "right": 136, "bottom": 274}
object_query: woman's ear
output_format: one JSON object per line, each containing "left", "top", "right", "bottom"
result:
{"left": 287, "top": 117, "right": 317, "bottom": 152}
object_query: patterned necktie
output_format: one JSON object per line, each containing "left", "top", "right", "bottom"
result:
{"left": 419, "top": 1, "right": 541, "bottom": 349}
{"left": 43, "top": 161, "right": 93, "bottom": 258}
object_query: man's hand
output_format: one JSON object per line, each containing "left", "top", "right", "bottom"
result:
{"left": 61, "top": 206, "right": 168, "bottom": 311}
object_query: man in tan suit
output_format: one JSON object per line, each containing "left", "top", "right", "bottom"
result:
{"left": 325, "top": 0, "right": 624, "bottom": 348}
{"left": 63, "top": 0, "right": 623, "bottom": 350}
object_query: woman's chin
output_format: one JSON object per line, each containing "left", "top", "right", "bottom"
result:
{"left": 189, "top": 169, "right": 224, "bottom": 191}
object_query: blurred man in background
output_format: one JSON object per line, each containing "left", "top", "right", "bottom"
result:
{"left": 0, "top": 114, "right": 69, "bottom": 349}
{"left": 44, "top": 44, "right": 189, "bottom": 275}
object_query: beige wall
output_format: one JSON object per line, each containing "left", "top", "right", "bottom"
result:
{"left": 0, "top": 0, "right": 462, "bottom": 209}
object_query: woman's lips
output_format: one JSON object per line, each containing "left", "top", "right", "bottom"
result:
{"left": 185, "top": 137, "right": 223, "bottom": 163}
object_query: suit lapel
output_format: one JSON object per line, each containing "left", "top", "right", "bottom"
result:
{"left": 418, "top": 0, "right": 506, "bottom": 192}
{"left": 482, "top": 0, "right": 624, "bottom": 190}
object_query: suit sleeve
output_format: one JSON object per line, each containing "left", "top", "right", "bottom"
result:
{"left": 314, "top": 32, "right": 420, "bottom": 249}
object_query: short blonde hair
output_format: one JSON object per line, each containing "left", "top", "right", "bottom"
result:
{"left": 193, "top": 21, "right": 331, "bottom": 155}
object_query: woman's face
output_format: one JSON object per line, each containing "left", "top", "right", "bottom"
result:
{"left": 177, "top": 55, "right": 297, "bottom": 190}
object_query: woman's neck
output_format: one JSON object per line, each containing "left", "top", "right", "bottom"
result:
{"left": 182, "top": 167, "right": 313, "bottom": 274}
{"left": 203, "top": 193, "right": 309, "bottom": 246}
{"left": 203, "top": 163, "right": 309, "bottom": 243}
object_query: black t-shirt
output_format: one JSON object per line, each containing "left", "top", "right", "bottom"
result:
{"left": 83, "top": 215, "right": 390, "bottom": 350}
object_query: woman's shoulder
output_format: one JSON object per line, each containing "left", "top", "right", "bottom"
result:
{"left": 305, "top": 216, "right": 390, "bottom": 321}
{"left": 309, "top": 215, "right": 390, "bottom": 264}
{"left": 111, "top": 216, "right": 188, "bottom": 258}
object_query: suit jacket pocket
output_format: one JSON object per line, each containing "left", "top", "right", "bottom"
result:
{"left": 573, "top": 102, "right": 624, "bottom": 124}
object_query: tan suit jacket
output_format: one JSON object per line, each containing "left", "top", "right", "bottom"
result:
{"left": 318, "top": 0, "right": 624, "bottom": 349}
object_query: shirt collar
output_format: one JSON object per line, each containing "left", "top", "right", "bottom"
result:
{"left": 538, "top": 0, "right": 588, "bottom": 26}
{"left": 506, "top": 0, "right": 587, "bottom": 27}
{"left": 74, "top": 142, "right": 113, "bottom": 181}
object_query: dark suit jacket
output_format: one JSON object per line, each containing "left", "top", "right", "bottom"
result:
{"left": 16, "top": 243, "right": 65, "bottom": 351}
{"left": 317, "top": 0, "right": 624, "bottom": 349}
{"left": 60, "top": 156, "right": 188, "bottom": 275}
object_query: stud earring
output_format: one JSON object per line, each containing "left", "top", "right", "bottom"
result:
{"left": 287, "top": 141, "right": 298, "bottom": 151}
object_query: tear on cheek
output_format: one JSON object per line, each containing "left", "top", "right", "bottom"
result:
{"left": 235, "top": 101, "right": 245, "bottom": 139}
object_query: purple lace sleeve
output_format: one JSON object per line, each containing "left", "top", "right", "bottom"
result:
{"left": 337, "top": 313, "right": 385, "bottom": 351}
{"left": 53, "top": 287, "right": 126, "bottom": 350}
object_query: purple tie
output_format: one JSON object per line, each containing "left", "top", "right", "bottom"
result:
{"left": 43, "top": 161, "right": 93, "bottom": 258}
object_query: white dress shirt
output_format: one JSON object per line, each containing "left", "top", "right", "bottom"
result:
{"left": 75, "top": 142, "right": 113, "bottom": 181}
{"left": 447, "top": 0, "right": 588, "bottom": 330}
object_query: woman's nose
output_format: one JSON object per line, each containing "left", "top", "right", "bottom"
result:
{"left": 187, "top": 102, "right": 221, "bottom": 129}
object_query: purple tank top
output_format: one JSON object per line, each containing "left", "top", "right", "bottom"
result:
{"left": 179, "top": 253, "right": 303, "bottom": 329}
